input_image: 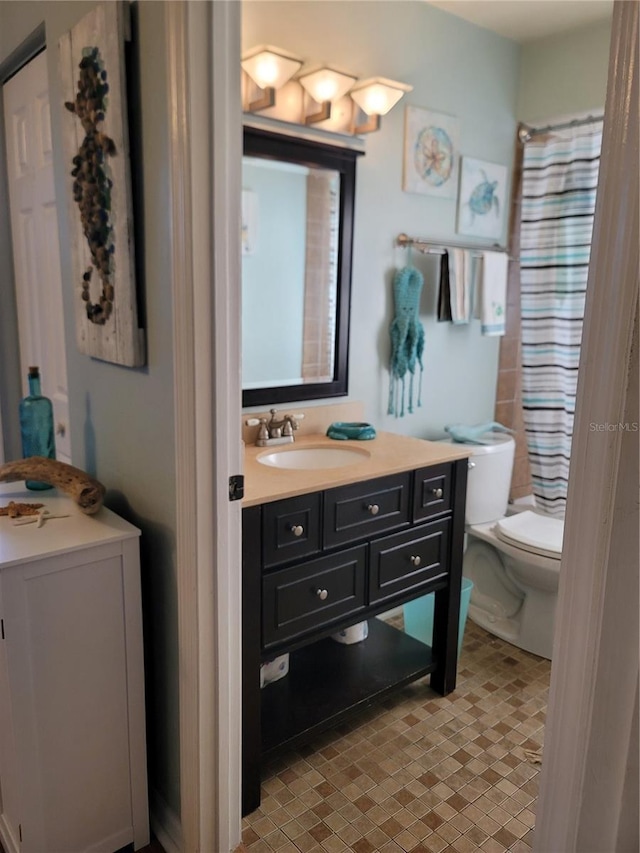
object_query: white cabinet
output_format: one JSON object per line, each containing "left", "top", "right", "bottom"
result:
{"left": 0, "top": 484, "right": 149, "bottom": 853}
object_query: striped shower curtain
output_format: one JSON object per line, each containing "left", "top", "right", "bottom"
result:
{"left": 519, "top": 122, "right": 602, "bottom": 516}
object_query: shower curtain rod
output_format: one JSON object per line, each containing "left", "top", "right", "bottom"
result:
{"left": 519, "top": 114, "right": 604, "bottom": 143}
{"left": 396, "top": 233, "right": 509, "bottom": 257}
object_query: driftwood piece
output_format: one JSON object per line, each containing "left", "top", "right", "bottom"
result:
{"left": 0, "top": 457, "right": 106, "bottom": 515}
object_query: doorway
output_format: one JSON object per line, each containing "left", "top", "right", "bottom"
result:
{"left": 3, "top": 48, "right": 71, "bottom": 463}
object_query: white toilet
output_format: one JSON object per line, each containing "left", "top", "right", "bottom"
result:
{"left": 453, "top": 435, "right": 563, "bottom": 660}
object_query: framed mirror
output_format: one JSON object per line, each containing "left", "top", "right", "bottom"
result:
{"left": 242, "top": 126, "right": 361, "bottom": 408}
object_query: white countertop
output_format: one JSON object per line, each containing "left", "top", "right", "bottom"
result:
{"left": 243, "top": 431, "right": 471, "bottom": 507}
{"left": 0, "top": 483, "right": 139, "bottom": 569}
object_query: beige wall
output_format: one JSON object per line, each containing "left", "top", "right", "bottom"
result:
{"left": 517, "top": 18, "right": 612, "bottom": 124}
{"left": 0, "top": 1, "right": 180, "bottom": 818}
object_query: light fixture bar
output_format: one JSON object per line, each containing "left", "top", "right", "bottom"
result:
{"left": 353, "top": 113, "right": 381, "bottom": 134}
{"left": 298, "top": 67, "right": 357, "bottom": 125}
{"left": 241, "top": 45, "right": 303, "bottom": 113}
{"left": 350, "top": 76, "right": 413, "bottom": 134}
{"left": 240, "top": 50, "right": 411, "bottom": 135}
{"left": 245, "top": 86, "right": 275, "bottom": 113}
{"left": 305, "top": 101, "right": 332, "bottom": 125}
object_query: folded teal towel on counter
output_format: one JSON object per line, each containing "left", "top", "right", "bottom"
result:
{"left": 445, "top": 421, "right": 513, "bottom": 444}
{"left": 326, "top": 422, "right": 376, "bottom": 441}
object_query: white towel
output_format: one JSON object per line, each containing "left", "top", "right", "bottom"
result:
{"left": 449, "top": 249, "right": 472, "bottom": 324}
{"left": 479, "top": 251, "right": 509, "bottom": 335}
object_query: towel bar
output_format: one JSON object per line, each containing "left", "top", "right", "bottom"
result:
{"left": 397, "top": 232, "right": 511, "bottom": 258}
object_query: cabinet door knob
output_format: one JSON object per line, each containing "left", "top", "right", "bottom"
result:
{"left": 367, "top": 504, "right": 380, "bottom": 516}
{"left": 290, "top": 524, "right": 304, "bottom": 537}
{"left": 315, "top": 588, "right": 328, "bottom": 600}
{"left": 431, "top": 487, "right": 443, "bottom": 499}
{"left": 468, "top": 461, "right": 476, "bottom": 470}
{"left": 410, "top": 555, "right": 422, "bottom": 567}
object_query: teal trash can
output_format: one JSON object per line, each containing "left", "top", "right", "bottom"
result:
{"left": 403, "top": 578, "right": 474, "bottom": 658}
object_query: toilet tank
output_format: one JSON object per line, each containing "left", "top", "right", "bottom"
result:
{"left": 465, "top": 436, "right": 515, "bottom": 524}
{"left": 440, "top": 434, "right": 515, "bottom": 524}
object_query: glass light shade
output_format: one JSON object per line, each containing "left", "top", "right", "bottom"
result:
{"left": 350, "top": 77, "right": 413, "bottom": 116}
{"left": 298, "top": 67, "right": 357, "bottom": 104}
{"left": 241, "top": 46, "right": 303, "bottom": 91}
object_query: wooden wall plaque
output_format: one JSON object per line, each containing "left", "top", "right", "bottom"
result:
{"left": 59, "top": 2, "right": 145, "bottom": 367}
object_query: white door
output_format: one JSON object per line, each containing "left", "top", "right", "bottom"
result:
{"left": 3, "top": 50, "right": 71, "bottom": 463}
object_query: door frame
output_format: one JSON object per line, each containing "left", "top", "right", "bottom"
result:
{"left": 533, "top": 2, "right": 638, "bottom": 849}
{"left": 166, "top": 2, "right": 242, "bottom": 851}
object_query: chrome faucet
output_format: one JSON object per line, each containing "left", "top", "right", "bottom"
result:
{"left": 267, "top": 409, "right": 300, "bottom": 438}
{"left": 245, "top": 409, "right": 305, "bottom": 447}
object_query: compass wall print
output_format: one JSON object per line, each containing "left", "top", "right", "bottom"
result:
{"left": 403, "top": 106, "right": 460, "bottom": 200}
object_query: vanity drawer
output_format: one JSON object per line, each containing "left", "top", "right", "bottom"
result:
{"left": 413, "top": 463, "right": 453, "bottom": 521}
{"left": 262, "top": 492, "right": 322, "bottom": 569}
{"left": 369, "top": 518, "right": 450, "bottom": 605}
{"left": 324, "top": 472, "right": 411, "bottom": 549}
{"left": 262, "top": 546, "right": 366, "bottom": 648}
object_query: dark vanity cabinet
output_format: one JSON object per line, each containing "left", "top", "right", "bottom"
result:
{"left": 242, "top": 458, "right": 468, "bottom": 815}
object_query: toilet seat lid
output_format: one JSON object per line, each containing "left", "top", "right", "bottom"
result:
{"left": 495, "top": 511, "right": 564, "bottom": 559}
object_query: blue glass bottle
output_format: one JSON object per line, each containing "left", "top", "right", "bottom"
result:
{"left": 19, "top": 366, "right": 56, "bottom": 490}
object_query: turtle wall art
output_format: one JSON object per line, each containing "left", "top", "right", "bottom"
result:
{"left": 456, "top": 156, "right": 508, "bottom": 241}
{"left": 59, "top": 2, "right": 145, "bottom": 367}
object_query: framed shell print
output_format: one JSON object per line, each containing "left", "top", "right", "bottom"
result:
{"left": 403, "top": 106, "right": 460, "bottom": 200}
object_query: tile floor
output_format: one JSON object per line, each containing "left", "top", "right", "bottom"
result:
{"left": 241, "top": 617, "right": 551, "bottom": 853}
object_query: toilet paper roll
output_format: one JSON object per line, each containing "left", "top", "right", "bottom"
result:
{"left": 330, "top": 620, "right": 369, "bottom": 645}
{"left": 260, "top": 653, "right": 289, "bottom": 688}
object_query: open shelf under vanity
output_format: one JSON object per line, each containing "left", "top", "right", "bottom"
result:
{"left": 261, "top": 617, "right": 435, "bottom": 755}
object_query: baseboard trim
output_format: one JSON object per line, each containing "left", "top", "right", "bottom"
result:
{"left": 0, "top": 814, "right": 19, "bottom": 853}
{"left": 149, "top": 787, "right": 183, "bottom": 853}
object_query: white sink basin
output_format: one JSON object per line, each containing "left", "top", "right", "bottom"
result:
{"left": 257, "top": 445, "right": 370, "bottom": 470}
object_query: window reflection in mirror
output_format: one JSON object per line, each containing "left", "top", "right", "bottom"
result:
{"left": 241, "top": 127, "right": 361, "bottom": 408}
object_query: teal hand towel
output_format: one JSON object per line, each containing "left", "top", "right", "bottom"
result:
{"left": 445, "top": 421, "right": 514, "bottom": 444}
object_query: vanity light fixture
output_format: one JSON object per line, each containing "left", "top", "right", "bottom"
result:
{"left": 350, "top": 77, "right": 413, "bottom": 133}
{"left": 241, "top": 47, "right": 412, "bottom": 136}
{"left": 241, "top": 45, "right": 303, "bottom": 112}
{"left": 298, "top": 66, "right": 358, "bottom": 124}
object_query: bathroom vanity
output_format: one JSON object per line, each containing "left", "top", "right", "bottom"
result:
{"left": 242, "top": 432, "right": 470, "bottom": 815}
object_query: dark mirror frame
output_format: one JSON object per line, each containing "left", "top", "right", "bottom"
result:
{"left": 242, "top": 126, "right": 362, "bottom": 408}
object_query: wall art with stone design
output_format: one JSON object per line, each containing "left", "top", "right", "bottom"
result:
{"left": 58, "top": 1, "right": 145, "bottom": 367}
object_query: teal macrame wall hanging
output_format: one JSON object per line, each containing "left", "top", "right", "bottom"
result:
{"left": 388, "top": 265, "right": 425, "bottom": 417}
